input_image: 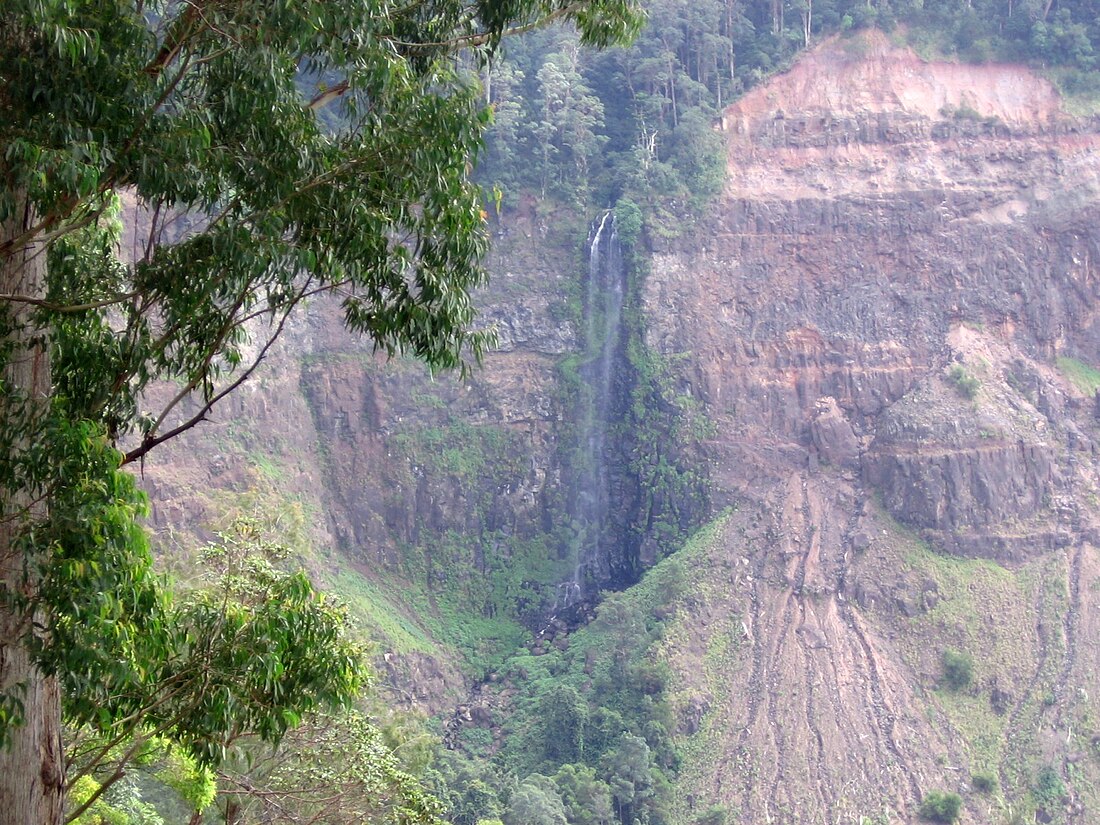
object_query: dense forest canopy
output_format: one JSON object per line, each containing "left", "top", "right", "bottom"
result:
{"left": 480, "top": 0, "right": 1100, "bottom": 217}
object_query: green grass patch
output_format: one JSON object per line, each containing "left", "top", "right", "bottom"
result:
{"left": 329, "top": 568, "right": 439, "bottom": 656}
{"left": 579, "top": 512, "right": 729, "bottom": 636}
{"left": 419, "top": 602, "right": 531, "bottom": 680}
{"left": 876, "top": 512, "right": 1052, "bottom": 797}
{"left": 331, "top": 562, "right": 533, "bottom": 681}
{"left": 901, "top": 537, "right": 1024, "bottom": 655}
{"left": 934, "top": 689, "right": 1007, "bottom": 780}
{"left": 1057, "top": 356, "right": 1100, "bottom": 395}
{"left": 250, "top": 451, "right": 282, "bottom": 481}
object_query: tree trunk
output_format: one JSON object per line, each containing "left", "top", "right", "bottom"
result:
{"left": 0, "top": 189, "right": 64, "bottom": 824}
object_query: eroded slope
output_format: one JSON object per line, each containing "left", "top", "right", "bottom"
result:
{"left": 648, "top": 33, "right": 1100, "bottom": 825}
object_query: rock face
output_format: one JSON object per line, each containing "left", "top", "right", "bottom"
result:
{"left": 650, "top": 33, "right": 1100, "bottom": 556}
{"left": 138, "top": 207, "right": 587, "bottom": 711}
{"left": 646, "top": 32, "right": 1100, "bottom": 824}
{"left": 139, "top": 31, "right": 1100, "bottom": 825}
{"left": 810, "top": 396, "right": 860, "bottom": 468}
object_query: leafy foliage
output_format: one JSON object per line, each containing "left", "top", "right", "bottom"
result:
{"left": 612, "top": 199, "right": 644, "bottom": 249}
{"left": 553, "top": 764, "right": 615, "bottom": 825}
{"left": 216, "top": 709, "right": 446, "bottom": 825}
{"left": 426, "top": 750, "right": 509, "bottom": 825}
{"left": 940, "top": 648, "right": 975, "bottom": 692}
{"left": 59, "top": 518, "right": 368, "bottom": 820}
{"left": 918, "top": 790, "right": 962, "bottom": 824}
{"left": 947, "top": 365, "right": 980, "bottom": 400}
{"left": 68, "top": 775, "right": 159, "bottom": 825}
{"left": 474, "top": 527, "right": 722, "bottom": 825}
{"left": 1, "top": 0, "right": 642, "bottom": 815}
{"left": 505, "top": 774, "right": 570, "bottom": 825}
{"left": 540, "top": 685, "right": 588, "bottom": 763}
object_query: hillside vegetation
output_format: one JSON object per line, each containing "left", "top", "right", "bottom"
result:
{"left": 479, "top": 0, "right": 1100, "bottom": 218}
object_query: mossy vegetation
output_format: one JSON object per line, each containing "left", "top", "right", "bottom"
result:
{"left": 918, "top": 790, "right": 962, "bottom": 823}
{"left": 617, "top": 247, "right": 713, "bottom": 573}
{"left": 941, "top": 648, "right": 975, "bottom": 691}
{"left": 382, "top": 413, "right": 571, "bottom": 667}
{"left": 899, "top": 531, "right": 1027, "bottom": 663}
{"left": 1056, "top": 356, "right": 1100, "bottom": 395}
{"left": 947, "top": 364, "right": 981, "bottom": 400}
{"left": 393, "top": 419, "right": 527, "bottom": 486}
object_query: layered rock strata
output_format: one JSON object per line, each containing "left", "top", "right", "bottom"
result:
{"left": 647, "top": 32, "right": 1100, "bottom": 823}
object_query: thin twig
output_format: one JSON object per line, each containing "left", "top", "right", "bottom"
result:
{"left": 0, "top": 290, "right": 140, "bottom": 314}
{"left": 121, "top": 280, "right": 309, "bottom": 466}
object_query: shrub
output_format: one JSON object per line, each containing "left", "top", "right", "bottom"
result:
{"left": 971, "top": 771, "right": 998, "bottom": 793}
{"left": 1033, "top": 765, "right": 1066, "bottom": 810}
{"left": 919, "top": 790, "right": 962, "bottom": 823}
{"left": 613, "top": 198, "right": 644, "bottom": 249}
{"left": 941, "top": 648, "right": 974, "bottom": 691}
{"left": 947, "top": 364, "right": 980, "bottom": 399}
{"left": 954, "top": 103, "right": 983, "bottom": 121}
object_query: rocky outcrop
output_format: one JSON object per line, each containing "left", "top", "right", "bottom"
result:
{"left": 647, "top": 32, "right": 1100, "bottom": 825}
{"left": 138, "top": 30, "right": 1100, "bottom": 825}
{"left": 810, "top": 396, "right": 860, "bottom": 468}
{"left": 860, "top": 364, "right": 1060, "bottom": 559}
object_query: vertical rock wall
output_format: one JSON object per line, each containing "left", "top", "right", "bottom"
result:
{"left": 646, "top": 33, "right": 1100, "bottom": 824}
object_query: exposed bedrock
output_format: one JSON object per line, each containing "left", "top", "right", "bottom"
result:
{"left": 648, "top": 32, "right": 1100, "bottom": 823}
{"left": 136, "top": 31, "right": 1100, "bottom": 822}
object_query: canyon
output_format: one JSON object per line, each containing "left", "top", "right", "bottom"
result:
{"left": 143, "top": 33, "right": 1100, "bottom": 824}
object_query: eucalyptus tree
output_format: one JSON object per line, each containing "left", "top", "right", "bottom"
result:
{"left": 0, "top": 0, "right": 641, "bottom": 821}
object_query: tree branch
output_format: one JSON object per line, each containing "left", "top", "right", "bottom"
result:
{"left": 0, "top": 290, "right": 140, "bottom": 314}
{"left": 121, "top": 284, "right": 307, "bottom": 467}
{"left": 63, "top": 733, "right": 149, "bottom": 824}
{"left": 143, "top": 2, "right": 205, "bottom": 77}
{"left": 307, "top": 80, "right": 350, "bottom": 111}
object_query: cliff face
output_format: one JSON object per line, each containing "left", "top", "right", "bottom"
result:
{"left": 646, "top": 32, "right": 1100, "bottom": 824}
{"left": 139, "top": 32, "right": 1100, "bottom": 824}
{"left": 654, "top": 34, "right": 1100, "bottom": 557}
{"left": 138, "top": 194, "right": 631, "bottom": 718}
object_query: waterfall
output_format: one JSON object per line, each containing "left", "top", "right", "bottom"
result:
{"left": 558, "top": 210, "right": 626, "bottom": 610}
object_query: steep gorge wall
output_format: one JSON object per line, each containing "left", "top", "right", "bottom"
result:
{"left": 136, "top": 31, "right": 1100, "bottom": 824}
{"left": 647, "top": 33, "right": 1100, "bottom": 824}
{"left": 138, "top": 208, "right": 589, "bottom": 706}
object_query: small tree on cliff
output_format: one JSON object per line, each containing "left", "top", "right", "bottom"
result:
{"left": 0, "top": 1, "right": 641, "bottom": 821}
